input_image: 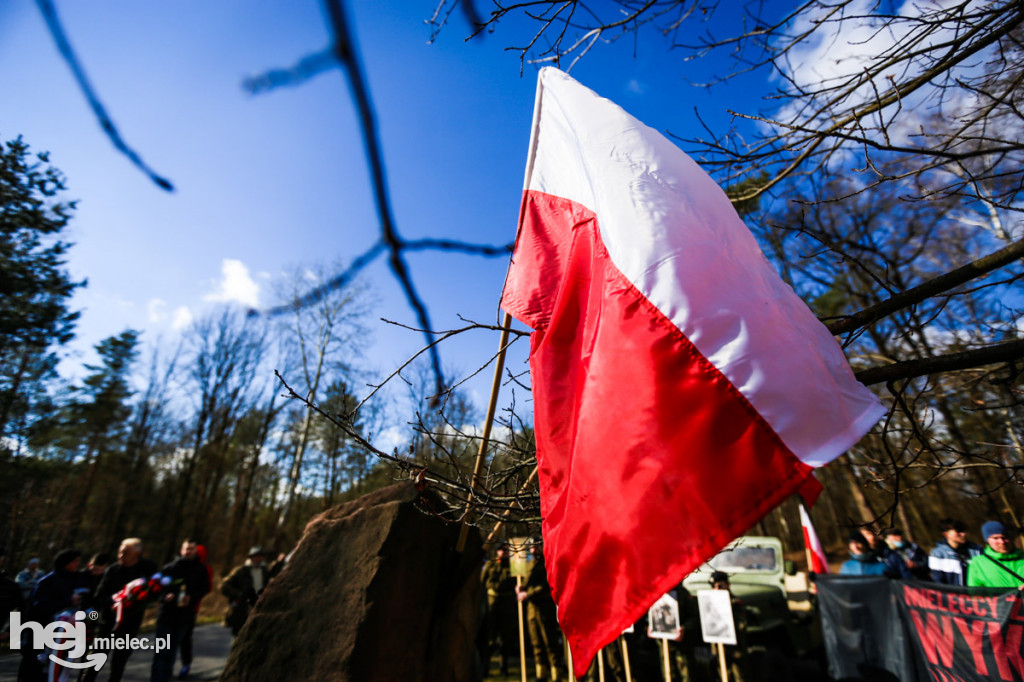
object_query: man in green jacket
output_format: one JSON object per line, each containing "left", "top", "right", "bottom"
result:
{"left": 967, "top": 521, "right": 1024, "bottom": 589}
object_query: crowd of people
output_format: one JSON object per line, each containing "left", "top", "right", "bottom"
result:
{"left": 480, "top": 542, "right": 754, "bottom": 682}
{"left": 482, "top": 519, "right": 1024, "bottom": 681}
{"left": 0, "top": 538, "right": 282, "bottom": 682}
{"left": 839, "top": 517, "right": 1024, "bottom": 588}
{"left": 4, "top": 518, "right": 1022, "bottom": 681}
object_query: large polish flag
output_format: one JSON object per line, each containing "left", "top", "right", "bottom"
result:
{"left": 500, "top": 67, "right": 884, "bottom": 676}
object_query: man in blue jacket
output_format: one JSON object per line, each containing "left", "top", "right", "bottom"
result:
{"left": 928, "top": 518, "right": 981, "bottom": 585}
{"left": 843, "top": 528, "right": 909, "bottom": 577}
{"left": 881, "top": 527, "right": 927, "bottom": 580}
{"left": 840, "top": 533, "right": 891, "bottom": 576}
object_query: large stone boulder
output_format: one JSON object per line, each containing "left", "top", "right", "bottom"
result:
{"left": 220, "top": 482, "right": 483, "bottom": 681}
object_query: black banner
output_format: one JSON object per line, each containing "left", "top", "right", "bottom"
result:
{"left": 817, "top": 575, "right": 916, "bottom": 681}
{"left": 896, "top": 582, "right": 1024, "bottom": 682}
{"left": 817, "top": 576, "right": 1024, "bottom": 682}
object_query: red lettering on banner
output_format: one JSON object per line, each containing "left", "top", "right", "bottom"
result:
{"left": 985, "top": 596, "right": 1002, "bottom": 620}
{"left": 983, "top": 596, "right": 1000, "bottom": 620}
{"left": 948, "top": 594, "right": 994, "bottom": 619}
{"left": 905, "top": 586, "right": 938, "bottom": 610}
{"left": 904, "top": 587, "right": 1000, "bottom": 620}
{"left": 910, "top": 611, "right": 956, "bottom": 667}
{"left": 988, "top": 622, "right": 1024, "bottom": 681}
{"left": 952, "top": 617, "right": 987, "bottom": 676}
{"left": 1009, "top": 595, "right": 1024, "bottom": 624}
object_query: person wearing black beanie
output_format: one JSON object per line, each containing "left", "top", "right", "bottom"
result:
{"left": 29, "top": 549, "right": 85, "bottom": 621}
{"left": 20, "top": 549, "right": 86, "bottom": 682}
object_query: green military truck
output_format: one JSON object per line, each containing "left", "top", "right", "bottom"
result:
{"left": 681, "top": 536, "right": 821, "bottom": 658}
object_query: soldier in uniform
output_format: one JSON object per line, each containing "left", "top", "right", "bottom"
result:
{"left": 482, "top": 542, "right": 518, "bottom": 676}
{"left": 668, "top": 583, "right": 706, "bottom": 682}
{"left": 220, "top": 546, "right": 281, "bottom": 636}
{"left": 516, "top": 541, "right": 562, "bottom": 682}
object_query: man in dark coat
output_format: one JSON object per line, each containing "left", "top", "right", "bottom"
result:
{"left": 178, "top": 544, "right": 213, "bottom": 678}
{"left": 881, "top": 527, "right": 929, "bottom": 580}
{"left": 83, "top": 538, "right": 158, "bottom": 682}
{"left": 18, "top": 549, "right": 85, "bottom": 682}
{"left": 220, "top": 546, "right": 278, "bottom": 636}
{"left": 150, "top": 539, "right": 210, "bottom": 682}
{"left": 28, "top": 549, "right": 85, "bottom": 622}
{"left": 78, "top": 552, "right": 114, "bottom": 608}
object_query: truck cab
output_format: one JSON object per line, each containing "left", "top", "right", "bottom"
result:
{"left": 682, "top": 536, "right": 819, "bottom": 657}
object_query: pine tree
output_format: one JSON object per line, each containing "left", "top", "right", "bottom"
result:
{"left": 0, "top": 136, "right": 83, "bottom": 446}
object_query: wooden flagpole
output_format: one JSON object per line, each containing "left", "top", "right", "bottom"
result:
{"left": 598, "top": 649, "right": 606, "bottom": 682}
{"left": 620, "top": 636, "right": 632, "bottom": 682}
{"left": 456, "top": 311, "right": 513, "bottom": 552}
{"left": 661, "top": 639, "right": 671, "bottom": 681}
{"left": 517, "top": 574, "right": 528, "bottom": 682}
{"left": 565, "top": 638, "right": 576, "bottom": 682}
{"left": 717, "top": 643, "right": 729, "bottom": 682}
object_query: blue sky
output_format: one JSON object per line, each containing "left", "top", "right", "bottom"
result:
{"left": 0, "top": 0, "right": 764, "bottom": 409}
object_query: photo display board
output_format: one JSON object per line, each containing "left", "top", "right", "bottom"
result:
{"left": 646, "top": 592, "right": 681, "bottom": 640}
{"left": 697, "top": 590, "right": 737, "bottom": 645}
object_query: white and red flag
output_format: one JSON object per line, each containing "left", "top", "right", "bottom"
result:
{"left": 500, "top": 67, "right": 883, "bottom": 676}
{"left": 800, "top": 503, "right": 831, "bottom": 574}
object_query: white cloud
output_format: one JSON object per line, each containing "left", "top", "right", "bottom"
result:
{"left": 172, "top": 306, "right": 194, "bottom": 331}
{"left": 771, "top": 0, "right": 983, "bottom": 146}
{"left": 626, "top": 79, "right": 645, "bottom": 95}
{"left": 147, "top": 298, "right": 167, "bottom": 323}
{"left": 203, "top": 258, "right": 260, "bottom": 308}
{"left": 375, "top": 425, "right": 410, "bottom": 455}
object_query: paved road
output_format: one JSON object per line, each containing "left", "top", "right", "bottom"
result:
{"left": 1, "top": 624, "right": 233, "bottom": 681}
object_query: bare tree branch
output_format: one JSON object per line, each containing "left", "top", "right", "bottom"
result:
{"left": 35, "top": 0, "right": 174, "bottom": 191}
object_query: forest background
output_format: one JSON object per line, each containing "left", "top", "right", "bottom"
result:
{"left": 1, "top": 0, "right": 1022, "bottom": 581}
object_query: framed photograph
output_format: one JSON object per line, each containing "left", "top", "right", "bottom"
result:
{"left": 697, "top": 590, "right": 737, "bottom": 645}
{"left": 646, "top": 592, "right": 681, "bottom": 640}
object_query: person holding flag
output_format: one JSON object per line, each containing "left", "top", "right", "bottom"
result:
{"left": 84, "top": 538, "right": 158, "bottom": 682}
